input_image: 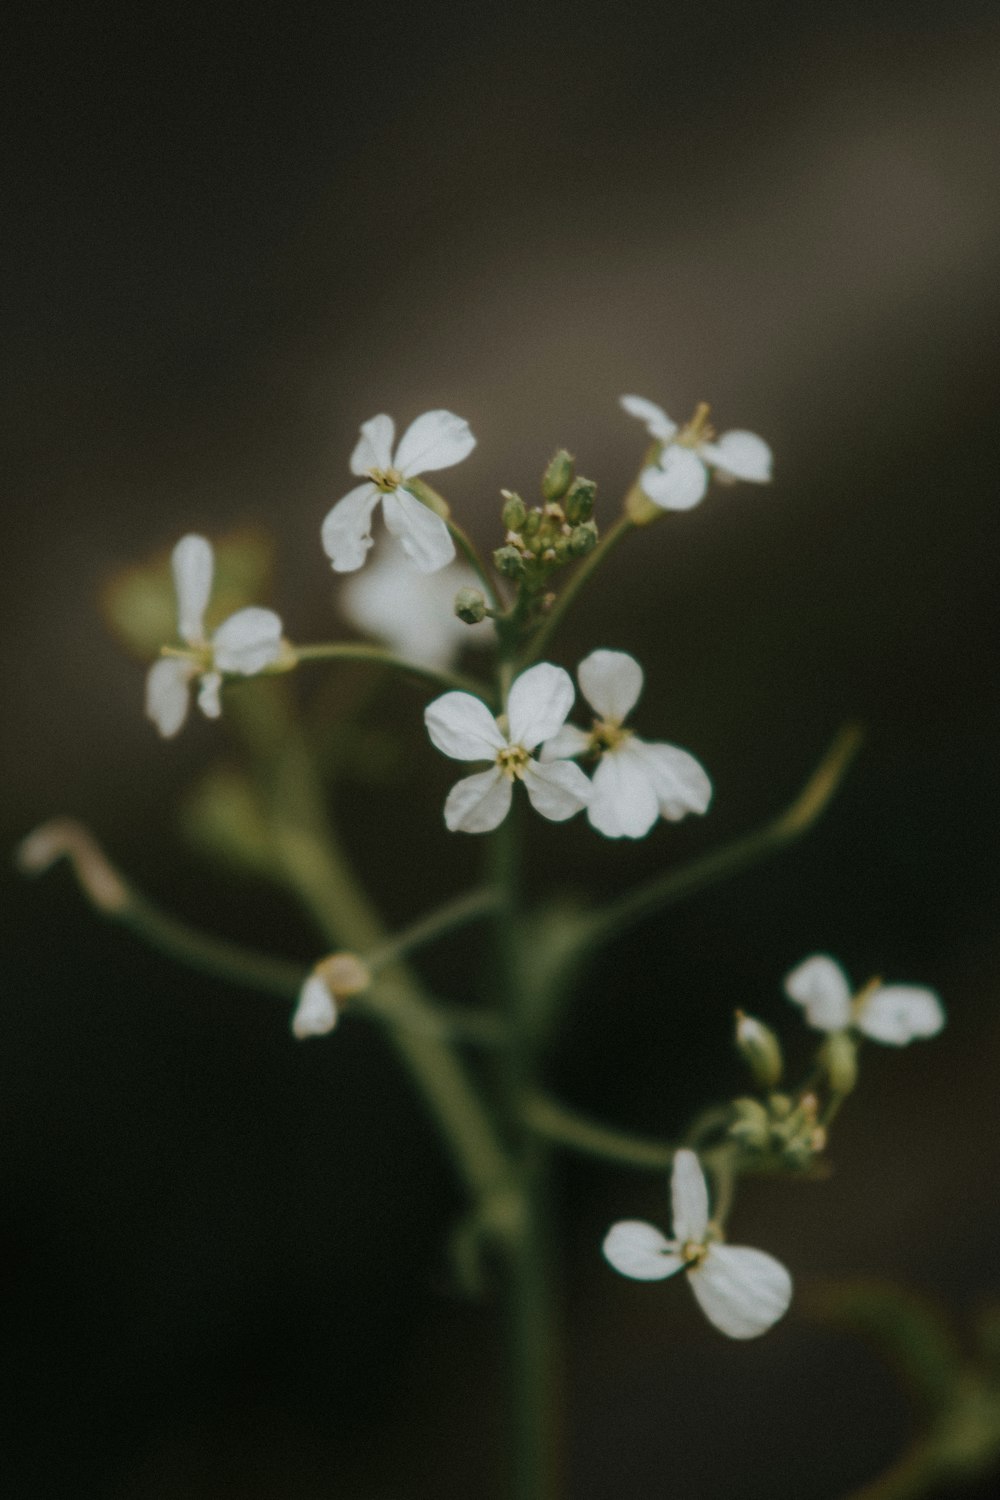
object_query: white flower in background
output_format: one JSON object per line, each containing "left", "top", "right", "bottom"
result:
{"left": 292, "top": 974, "right": 338, "bottom": 1039}
{"left": 145, "top": 534, "right": 284, "bottom": 738}
{"left": 621, "top": 393, "right": 772, "bottom": 511}
{"left": 321, "top": 410, "right": 475, "bottom": 575}
{"left": 424, "top": 663, "right": 592, "bottom": 834}
{"left": 340, "top": 539, "right": 492, "bottom": 670}
{"left": 541, "top": 649, "right": 712, "bottom": 838}
{"left": 784, "top": 954, "right": 945, "bottom": 1046}
{"left": 603, "top": 1149, "right": 792, "bottom": 1340}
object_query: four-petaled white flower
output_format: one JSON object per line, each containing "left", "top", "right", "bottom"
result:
{"left": 145, "top": 534, "right": 284, "bottom": 738}
{"left": 424, "top": 663, "right": 592, "bottom": 834}
{"left": 340, "top": 538, "right": 492, "bottom": 670}
{"left": 603, "top": 1148, "right": 792, "bottom": 1340}
{"left": 321, "top": 410, "right": 475, "bottom": 575}
{"left": 541, "top": 649, "right": 712, "bottom": 838}
{"left": 621, "top": 393, "right": 772, "bottom": 511}
{"left": 784, "top": 954, "right": 945, "bottom": 1046}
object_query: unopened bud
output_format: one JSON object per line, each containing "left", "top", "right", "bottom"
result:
{"left": 522, "top": 510, "right": 541, "bottom": 538}
{"left": 820, "top": 1031, "right": 858, "bottom": 1095}
{"left": 541, "top": 449, "right": 574, "bottom": 501}
{"left": 454, "top": 587, "right": 487, "bottom": 624}
{"left": 568, "top": 520, "right": 598, "bottom": 556}
{"left": 501, "top": 490, "right": 527, "bottom": 530}
{"left": 564, "top": 476, "right": 596, "bottom": 523}
{"left": 728, "top": 1096, "right": 771, "bottom": 1151}
{"left": 735, "top": 1011, "right": 784, "bottom": 1090}
{"left": 493, "top": 545, "right": 526, "bottom": 581}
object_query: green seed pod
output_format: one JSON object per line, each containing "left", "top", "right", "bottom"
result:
{"left": 501, "top": 490, "right": 527, "bottom": 531}
{"left": 454, "top": 587, "right": 487, "bottom": 624}
{"left": 564, "top": 476, "right": 596, "bottom": 523}
{"left": 541, "top": 449, "right": 574, "bottom": 502}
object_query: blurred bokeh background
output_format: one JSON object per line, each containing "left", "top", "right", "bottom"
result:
{"left": 4, "top": 2, "right": 1000, "bottom": 1495}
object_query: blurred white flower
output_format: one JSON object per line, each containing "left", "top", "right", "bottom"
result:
{"left": 321, "top": 410, "right": 475, "bottom": 575}
{"left": 784, "top": 954, "right": 945, "bottom": 1045}
{"left": 541, "top": 649, "right": 711, "bottom": 838}
{"left": 292, "top": 974, "right": 338, "bottom": 1039}
{"left": 621, "top": 393, "right": 772, "bottom": 511}
{"left": 603, "top": 1149, "right": 792, "bottom": 1339}
{"left": 340, "top": 539, "right": 492, "bottom": 670}
{"left": 145, "top": 534, "right": 284, "bottom": 738}
{"left": 424, "top": 663, "right": 592, "bottom": 833}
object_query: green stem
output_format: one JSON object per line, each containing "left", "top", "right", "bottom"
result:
{"left": 366, "top": 886, "right": 501, "bottom": 973}
{"left": 292, "top": 642, "right": 489, "bottom": 700}
{"left": 520, "top": 514, "right": 633, "bottom": 667}
{"left": 448, "top": 518, "right": 504, "bottom": 612}
{"left": 523, "top": 1091, "right": 675, "bottom": 1170}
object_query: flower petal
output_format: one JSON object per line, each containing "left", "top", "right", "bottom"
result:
{"left": 858, "top": 985, "right": 945, "bottom": 1046}
{"left": 587, "top": 747, "right": 659, "bottom": 839}
{"left": 577, "top": 648, "right": 644, "bottom": 722}
{"left": 145, "top": 657, "right": 193, "bottom": 738}
{"left": 671, "top": 1149, "right": 710, "bottom": 1243}
{"left": 171, "top": 534, "right": 214, "bottom": 645}
{"left": 349, "top": 413, "right": 395, "bottom": 475}
{"left": 425, "top": 691, "right": 505, "bottom": 761}
{"left": 522, "top": 759, "right": 592, "bottom": 822}
{"left": 393, "top": 409, "right": 476, "bottom": 476}
{"left": 619, "top": 395, "right": 678, "bottom": 443}
{"left": 444, "top": 768, "right": 512, "bottom": 833}
{"left": 784, "top": 954, "right": 853, "bottom": 1032}
{"left": 701, "top": 430, "right": 772, "bottom": 483}
{"left": 630, "top": 739, "right": 713, "bottom": 819}
{"left": 211, "top": 607, "right": 284, "bottom": 675}
{"left": 507, "top": 663, "right": 575, "bottom": 750}
{"left": 321, "top": 483, "right": 382, "bottom": 573}
{"left": 291, "top": 975, "right": 338, "bottom": 1039}
{"left": 640, "top": 449, "right": 708, "bottom": 511}
{"left": 602, "top": 1220, "right": 684, "bottom": 1281}
{"left": 197, "top": 670, "right": 223, "bottom": 719}
{"left": 381, "top": 487, "right": 456, "bottom": 573}
{"left": 538, "top": 723, "right": 592, "bottom": 762}
{"left": 688, "top": 1245, "right": 792, "bottom": 1339}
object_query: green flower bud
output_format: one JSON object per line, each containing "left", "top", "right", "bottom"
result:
{"left": 568, "top": 520, "right": 598, "bottom": 556}
{"left": 493, "top": 545, "right": 526, "bottom": 581}
{"left": 728, "top": 1096, "right": 771, "bottom": 1151}
{"left": 541, "top": 449, "right": 574, "bottom": 502}
{"left": 523, "top": 510, "right": 541, "bottom": 538}
{"left": 501, "top": 490, "right": 527, "bottom": 531}
{"left": 454, "top": 587, "right": 487, "bottom": 624}
{"left": 734, "top": 1011, "right": 784, "bottom": 1090}
{"left": 820, "top": 1031, "right": 858, "bottom": 1095}
{"left": 564, "top": 476, "right": 596, "bottom": 523}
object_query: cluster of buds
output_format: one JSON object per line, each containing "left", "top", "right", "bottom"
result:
{"left": 728, "top": 1091, "right": 827, "bottom": 1169}
{"left": 492, "top": 450, "right": 598, "bottom": 590}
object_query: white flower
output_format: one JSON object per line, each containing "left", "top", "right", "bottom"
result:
{"left": 424, "top": 663, "right": 592, "bottom": 834}
{"left": 145, "top": 534, "right": 284, "bottom": 738}
{"left": 541, "top": 649, "right": 712, "bottom": 838}
{"left": 621, "top": 393, "right": 772, "bottom": 511}
{"left": 291, "top": 974, "right": 338, "bottom": 1039}
{"left": 321, "top": 410, "right": 475, "bottom": 575}
{"left": 784, "top": 954, "right": 945, "bottom": 1046}
{"left": 340, "top": 538, "right": 492, "bottom": 670}
{"left": 603, "top": 1149, "right": 792, "bottom": 1340}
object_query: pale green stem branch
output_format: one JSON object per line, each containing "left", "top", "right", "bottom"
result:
{"left": 520, "top": 514, "right": 634, "bottom": 667}
{"left": 523, "top": 1090, "right": 675, "bottom": 1170}
{"left": 366, "top": 886, "right": 502, "bottom": 973}
{"left": 448, "top": 518, "right": 504, "bottom": 612}
{"left": 292, "top": 642, "right": 489, "bottom": 700}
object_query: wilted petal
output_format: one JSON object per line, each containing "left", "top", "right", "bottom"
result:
{"left": 640, "top": 448, "right": 708, "bottom": 511}
{"left": 321, "top": 482, "right": 382, "bottom": 573}
{"left": 171, "top": 534, "right": 214, "bottom": 645}
{"left": 671, "top": 1149, "right": 709, "bottom": 1244}
{"left": 539, "top": 723, "right": 591, "bottom": 762}
{"left": 211, "top": 607, "right": 283, "bottom": 675}
{"left": 587, "top": 748, "right": 659, "bottom": 839}
{"left": 197, "top": 670, "right": 223, "bottom": 719}
{"left": 578, "top": 649, "right": 644, "bottom": 723}
{"left": 145, "top": 657, "right": 193, "bottom": 738}
{"left": 619, "top": 395, "right": 678, "bottom": 443}
{"left": 394, "top": 409, "right": 476, "bottom": 476}
{"left": 425, "top": 691, "right": 505, "bottom": 761}
{"left": 689, "top": 1245, "right": 792, "bottom": 1339}
{"left": 522, "top": 759, "right": 592, "bottom": 822}
{"left": 784, "top": 954, "right": 852, "bottom": 1032}
{"left": 858, "top": 985, "right": 945, "bottom": 1045}
{"left": 603, "top": 1220, "right": 685, "bottom": 1281}
{"left": 507, "top": 663, "right": 575, "bottom": 749}
{"left": 702, "top": 430, "right": 772, "bottom": 483}
{"left": 349, "top": 413, "right": 395, "bottom": 475}
{"left": 382, "top": 487, "right": 456, "bottom": 573}
{"left": 292, "top": 974, "right": 338, "bottom": 1039}
{"left": 444, "top": 768, "right": 512, "bottom": 833}
{"left": 631, "top": 739, "right": 712, "bottom": 819}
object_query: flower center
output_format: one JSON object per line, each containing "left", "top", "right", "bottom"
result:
{"left": 591, "top": 717, "right": 631, "bottom": 753}
{"left": 496, "top": 744, "right": 531, "bottom": 781}
{"left": 366, "top": 466, "right": 404, "bottom": 493}
{"left": 850, "top": 975, "right": 883, "bottom": 1022}
{"left": 161, "top": 644, "right": 210, "bottom": 671}
{"left": 675, "top": 401, "right": 715, "bottom": 450}
{"left": 680, "top": 1239, "right": 709, "bottom": 1269}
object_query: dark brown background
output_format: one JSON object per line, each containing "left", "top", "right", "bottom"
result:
{"left": 3, "top": 2, "right": 1000, "bottom": 1495}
